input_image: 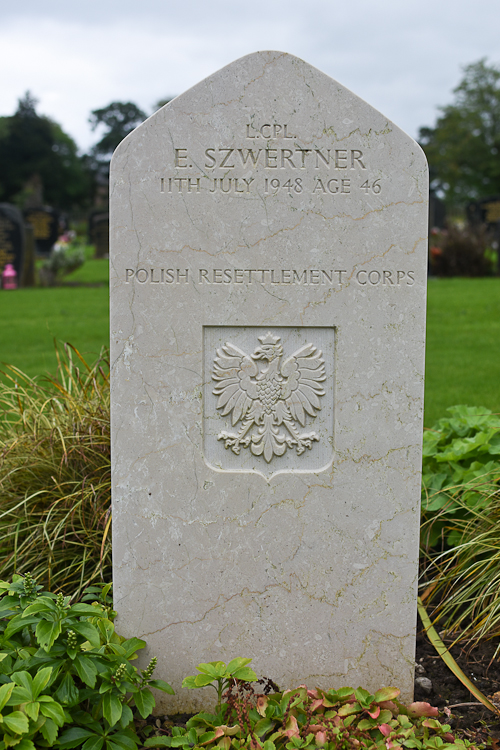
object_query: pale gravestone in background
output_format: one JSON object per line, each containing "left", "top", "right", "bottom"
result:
{"left": 110, "top": 51, "right": 428, "bottom": 711}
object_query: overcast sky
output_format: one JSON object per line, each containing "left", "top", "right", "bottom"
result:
{"left": 1, "top": 0, "right": 499, "bottom": 153}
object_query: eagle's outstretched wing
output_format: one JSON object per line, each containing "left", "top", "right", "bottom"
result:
{"left": 280, "top": 343, "right": 326, "bottom": 426}
{"left": 212, "top": 343, "right": 259, "bottom": 426}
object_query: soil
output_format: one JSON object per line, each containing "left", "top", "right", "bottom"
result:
{"left": 414, "top": 632, "right": 500, "bottom": 746}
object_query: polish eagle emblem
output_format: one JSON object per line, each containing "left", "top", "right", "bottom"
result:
{"left": 212, "top": 332, "right": 326, "bottom": 463}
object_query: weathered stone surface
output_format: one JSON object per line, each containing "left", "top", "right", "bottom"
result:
{"left": 110, "top": 51, "right": 428, "bottom": 711}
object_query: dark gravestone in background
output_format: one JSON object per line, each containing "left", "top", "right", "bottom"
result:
{"left": 0, "top": 204, "right": 25, "bottom": 285}
{"left": 429, "top": 192, "right": 446, "bottom": 230}
{"left": 24, "top": 207, "right": 59, "bottom": 256}
{"left": 21, "top": 223, "right": 36, "bottom": 287}
{"left": 467, "top": 195, "right": 500, "bottom": 228}
{"left": 89, "top": 211, "right": 109, "bottom": 258}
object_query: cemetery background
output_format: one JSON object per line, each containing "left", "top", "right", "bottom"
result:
{"left": 0, "top": 43, "right": 500, "bottom": 747}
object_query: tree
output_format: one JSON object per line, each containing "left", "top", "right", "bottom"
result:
{"left": 419, "top": 59, "right": 500, "bottom": 208}
{"left": 89, "top": 101, "right": 146, "bottom": 174}
{"left": 0, "top": 92, "right": 92, "bottom": 210}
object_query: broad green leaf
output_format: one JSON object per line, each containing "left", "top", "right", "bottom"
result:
{"left": 82, "top": 737, "right": 105, "bottom": 750}
{"left": 97, "top": 619, "right": 116, "bottom": 643}
{"left": 11, "top": 671, "right": 32, "bottom": 693}
{"left": 58, "top": 726, "right": 95, "bottom": 749}
{"left": 36, "top": 619, "right": 62, "bottom": 652}
{"left": 147, "top": 679, "right": 175, "bottom": 694}
{"left": 22, "top": 598, "right": 57, "bottom": 617}
{"left": 232, "top": 667, "right": 257, "bottom": 682}
{"left": 8, "top": 685, "right": 32, "bottom": 704}
{"left": 254, "top": 717, "right": 275, "bottom": 738}
{"left": 40, "top": 716, "right": 59, "bottom": 745}
{"left": 39, "top": 697, "right": 67, "bottom": 725}
{"left": 119, "top": 703, "right": 134, "bottom": 729}
{"left": 103, "top": 692, "right": 123, "bottom": 727}
{"left": 373, "top": 687, "right": 400, "bottom": 702}
{"left": 4, "top": 615, "right": 40, "bottom": 638}
{"left": 170, "top": 738, "right": 191, "bottom": 748}
{"left": 181, "top": 675, "right": 197, "bottom": 689}
{"left": 24, "top": 700, "right": 39, "bottom": 721}
{"left": 134, "top": 687, "right": 155, "bottom": 719}
{"left": 32, "top": 665, "right": 52, "bottom": 697}
{"left": 0, "top": 683, "right": 14, "bottom": 711}
{"left": 120, "top": 637, "right": 147, "bottom": 659}
{"left": 74, "top": 654, "right": 98, "bottom": 688}
{"left": 13, "top": 740, "right": 36, "bottom": 750}
{"left": 338, "top": 701, "right": 361, "bottom": 716}
{"left": 106, "top": 733, "right": 140, "bottom": 750}
{"left": 3, "top": 710, "right": 29, "bottom": 734}
{"left": 354, "top": 687, "right": 375, "bottom": 705}
{"left": 72, "top": 622, "right": 100, "bottom": 649}
{"left": 54, "top": 672, "right": 80, "bottom": 705}
{"left": 379, "top": 709, "right": 393, "bottom": 723}
{"left": 332, "top": 687, "right": 354, "bottom": 700}
{"left": 69, "top": 603, "right": 107, "bottom": 617}
{"left": 193, "top": 674, "right": 214, "bottom": 688}
{"left": 226, "top": 657, "right": 252, "bottom": 674}
{"left": 144, "top": 739, "right": 173, "bottom": 747}
{"left": 197, "top": 661, "right": 226, "bottom": 678}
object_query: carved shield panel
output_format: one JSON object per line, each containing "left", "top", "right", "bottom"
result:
{"left": 204, "top": 326, "right": 335, "bottom": 479}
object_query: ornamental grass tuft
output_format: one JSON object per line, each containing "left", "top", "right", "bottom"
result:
{"left": 421, "top": 482, "right": 500, "bottom": 652}
{"left": 0, "top": 343, "right": 111, "bottom": 596}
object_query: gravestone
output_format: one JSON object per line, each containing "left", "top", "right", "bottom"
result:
{"left": 110, "top": 51, "right": 428, "bottom": 711}
{"left": 21, "top": 223, "right": 36, "bottom": 287}
{"left": 88, "top": 211, "right": 109, "bottom": 258}
{"left": 24, "top": 206, "right": 59, "bottom": 256}
{"left": 0, "top": 204, "right": 25, "bottom": 285}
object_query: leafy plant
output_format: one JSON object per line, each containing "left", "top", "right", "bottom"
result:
{"left": 39, "top": 244, "right": 86, "bottom": 286}
{"left": 0, "top": 344, "right": 111, "bottom": 596}
{"left": 145, "top": 677, "right": 477, "bottom": 750}
{"left": 182, "top": 659, "right": 257, "bottom": 713}
{"left": 0, "top": 573, "right": 173, "bottom": 749}
{"left": 421, "top": 405, "right": 500, "bottom": 549}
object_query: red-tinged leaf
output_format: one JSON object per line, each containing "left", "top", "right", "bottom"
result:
{"left": 407, "top": 702, "right": 439, "bottom": 718}
{"left": 443, "top": 733, "right": 455, "bottom": 742}
{"left": 310, "top": 698, "right": 324, "bottom": 712}
{"left": 307, "top": 688, "right": 320, "bottom": 699}
{"left": 378, "top": 724, "right": 391, "bottom": 737}
{"left": 283, "top": 715, "right": 299, "bottom": 739}
{"left": 378, "top": 700, "right": 398, "bottom": 714}
{"left": 316, "top": 731, "right": 327, "bottom": 746}
{"left": 368, "top": 706, "right": 380, "bottom": 719}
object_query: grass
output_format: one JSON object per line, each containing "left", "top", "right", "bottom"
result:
{"left": 420, "top": 474, "right": 500, "bottom": 651}
{"left": 424, "top": 277, "right": 500, "bottom": 427}
{"left": 0, "top": 257, "right": 109, "bottom": 379}
{"left": 0, "top": 264, "right": 498, "bottom": 423}
{"left": 0, "top": 344, "right": 111, "bottom": 595}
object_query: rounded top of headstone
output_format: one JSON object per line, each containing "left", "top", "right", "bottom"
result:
{"left": 112, "top": 50, "right": 425, "bottom": 168}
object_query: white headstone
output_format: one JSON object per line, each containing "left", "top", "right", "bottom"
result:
{"left": 110, "top": 51, "right": 428, "bottom": 711}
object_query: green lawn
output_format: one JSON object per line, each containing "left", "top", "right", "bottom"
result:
{"left": 0, "top": 264, "right": 498, "bottom": 426}
{"left": 424, "top": 278, "right": 500, "bottom": 426}
{"left": 0, "top": 257, "right": 109, "bottom": 379}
